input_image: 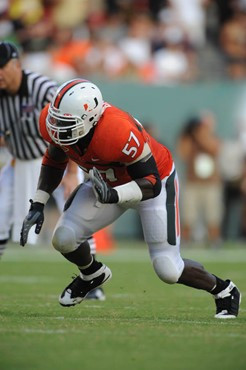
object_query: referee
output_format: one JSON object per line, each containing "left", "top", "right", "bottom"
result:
{"left": 0, "top": 41, "right": 80, "bottom": 252}
{"left": 0, "top": 41, "right": 59, "bottom": 252}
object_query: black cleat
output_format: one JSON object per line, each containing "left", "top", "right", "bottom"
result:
{"left": 214, "top": 280, "right": 241, "bottom": 319}
{"left": 59, "top": 264, "right": 112, "bottom": 307}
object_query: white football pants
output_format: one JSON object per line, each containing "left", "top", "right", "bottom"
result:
{"left": 53, "top": 167, "right": 185, "bottom": 283}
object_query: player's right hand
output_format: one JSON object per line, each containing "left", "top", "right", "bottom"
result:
{"left": 89, "top": 167, "right": 119, "bottom": 204}
{"left": 20, "top": 200, "right": 44, "bottom": 246}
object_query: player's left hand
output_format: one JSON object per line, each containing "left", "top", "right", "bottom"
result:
{"left": 20, "top": 200, "right": 44, "bottom": 246}
{"left": 89, "top": 167, "right": 119, "bottom": 204}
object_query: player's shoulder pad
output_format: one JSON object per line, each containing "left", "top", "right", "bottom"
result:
{"left": 94, "top": 107, "right": 145, "bottom": 163}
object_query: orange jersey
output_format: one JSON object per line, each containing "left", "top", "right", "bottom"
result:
{"left": 39, "top": 103, "right": 173, "bottom": 186}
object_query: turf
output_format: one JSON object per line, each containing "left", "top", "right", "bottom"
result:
{"left": 0, "top": 241, "right": 245, "bottom": 370}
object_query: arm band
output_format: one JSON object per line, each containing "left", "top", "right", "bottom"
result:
{"left": 33, "top": 190, "right": 50, "bottom": 205}
{"left": 114, "top": 181, "right": 143, "bottom": 204}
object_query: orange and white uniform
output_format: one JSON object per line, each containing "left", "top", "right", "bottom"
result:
{"left": 39, "top": 102, "right": 185, "bottom": 283}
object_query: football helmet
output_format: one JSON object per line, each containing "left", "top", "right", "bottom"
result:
{"left": 46, "top": 79, "right": 103, "bottom": 145}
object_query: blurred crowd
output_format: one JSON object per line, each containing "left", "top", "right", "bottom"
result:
{"left": 1, "top": 0, "right": 246, "bottom": 247}
{"left": 176, "top": 109, "right": 246, "bottom": 246}
{"left": 1, "top": 0, "right": 246, "bottom": 84}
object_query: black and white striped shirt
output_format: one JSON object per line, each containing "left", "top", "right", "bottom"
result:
{"left": 0, "top": 70, "right": 57, "bottom": 160}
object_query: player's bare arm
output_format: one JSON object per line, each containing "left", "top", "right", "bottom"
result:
{"left": 61, "top": 160, "right": 80, "bottom": 200}
{"left": 127, "top": 151, "right": 161, "bottom": 201}
{"left": 37, "top": 144, "right": 69, "bottom": 195}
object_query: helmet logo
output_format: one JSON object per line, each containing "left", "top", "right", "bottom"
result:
{"left": 64, "top": 113, "right": 72, "bottom": 117}
{"left": 83, "top": 98, "right": 98, "bottom": 112}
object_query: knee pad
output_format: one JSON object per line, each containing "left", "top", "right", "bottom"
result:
{"left": 152, "top": 255, "right": 181, "bottom": 284}
{"left": 52, "top": 226, "right": 77, "bottom": 254}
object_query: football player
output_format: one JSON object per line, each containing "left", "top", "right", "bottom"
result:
{"left": 20, "top": 79, "right": 241, "bottom": 318}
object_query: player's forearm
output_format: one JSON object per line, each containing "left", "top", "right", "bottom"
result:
{"left": 133, "top": 178, "right": 155, "bottom": 200}
{"left": 32, "top": 165, "right": 65, "bottom": 205}
{"left": 38, "top": 164, "right": 65, "bottom": 194}
{"left": 32, "top": 144, "right": 69, "bottom": 204}
{"left": 126, "top": 154, "right": 162, "bottom": 200}
{"left": 113, "top": 178, "right": 158, "bottom": 204}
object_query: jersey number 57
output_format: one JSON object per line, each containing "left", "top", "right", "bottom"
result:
{"left": 122, "top": 131, "right": 140, "bottom": 158}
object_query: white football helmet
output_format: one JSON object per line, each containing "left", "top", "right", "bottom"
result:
{"left": 46, "top": 79, "right": 104, "bottom": 145}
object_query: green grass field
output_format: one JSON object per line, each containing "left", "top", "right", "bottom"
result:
{"left": 0, "top": 241, "right": 245, "bottom": 370}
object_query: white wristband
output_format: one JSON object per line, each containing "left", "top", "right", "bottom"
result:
{"left": 33, "top": 190, "right": 50, "bottom": 205}
{"left": 114, "top": 181, "right": 142, "bottom": 204}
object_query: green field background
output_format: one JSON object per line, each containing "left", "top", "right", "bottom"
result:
{"left": 0, "top": 241, "right": 245, "bottom": 370}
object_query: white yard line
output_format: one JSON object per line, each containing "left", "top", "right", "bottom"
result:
{"left": 2, "top": 246, "right": 246, "bottom": 263}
